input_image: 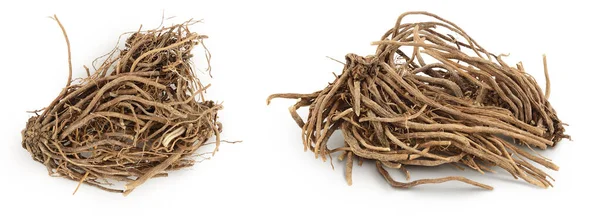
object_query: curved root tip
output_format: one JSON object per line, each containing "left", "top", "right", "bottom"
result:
{"left": 266, "top": 95, "right": 277, "bottom": 105}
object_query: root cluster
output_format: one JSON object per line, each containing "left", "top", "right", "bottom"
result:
{"left": 22, "top": 17, "right": 221, "bottom": 195}
{"left": 269, "top": 12, "right": 569, "bottom": 189}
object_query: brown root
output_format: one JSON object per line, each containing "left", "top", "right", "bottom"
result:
{"left": 22, "top": 17, "right": 221, "bottom": 195}
{"left": 269, "top": 11, "right": 568, "bottom": 189}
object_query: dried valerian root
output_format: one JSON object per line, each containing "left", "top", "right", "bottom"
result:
{"left": 268, "top": 11, "right": 569, "bottom": 190}
{"left": 22, "top": 16, "right": 221, "bottom": 195}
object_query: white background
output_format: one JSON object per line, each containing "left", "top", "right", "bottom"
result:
{"left": 0, "top": 0, "right": 597, "bottom": 218}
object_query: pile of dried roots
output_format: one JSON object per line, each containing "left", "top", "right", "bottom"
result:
{"left": 268, "top": 11, "right": 569, "bottom": 189}
{"left": 21, "top": 16, "right": 221, "bottom": 195}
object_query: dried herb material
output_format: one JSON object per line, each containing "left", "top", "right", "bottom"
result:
{"left": 21, "top": 16, "right": 221, "bottom": 195}
{"left": 268, "top": 12, "right": 569, "bottom": 189}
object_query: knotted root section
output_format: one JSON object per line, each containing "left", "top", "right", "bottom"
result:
{"left": 22, "top": 16, "right": 221, "bottom": 195}
{"left": 268, "top": 11, "right": 569, "bottom": 190}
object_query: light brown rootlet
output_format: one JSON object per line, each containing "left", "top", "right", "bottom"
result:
{"left": 22, "top": 16, "right": 222, "bottom": 195}
{"left": 268, "top": 11, "right": 569, "bottom": 190}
